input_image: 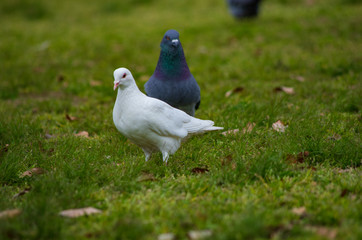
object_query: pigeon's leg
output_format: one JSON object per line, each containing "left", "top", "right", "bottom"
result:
{"left": 142, "top": 149, "right": 152, "bottom": 162}
{"left": 162, "top": 151, "right": 169, "bottom": 164}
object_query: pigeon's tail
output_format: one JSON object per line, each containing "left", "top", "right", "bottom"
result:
{"left": 203, "top": 126, "right": 224, "bottom": 131}
{"left": 184, "top": 118, "right": 223, "bottom": 135}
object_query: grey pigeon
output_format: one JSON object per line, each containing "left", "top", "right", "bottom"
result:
{"left": 113, "top": 68, "right": 222, "bottom": 164}
{"left": 227, "top": 0, "right": 261, "bottom": 19}
{"left": 144, "top": 30, "right": 200, "bottom": 116}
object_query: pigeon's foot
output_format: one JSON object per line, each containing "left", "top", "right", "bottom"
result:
{"left": 162, "top": 151, "right": 169, "bottom": 164}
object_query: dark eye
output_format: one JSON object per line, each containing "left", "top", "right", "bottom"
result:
{"left": 122, "top": 73, "right": 127, "bottom": 78}
{"left": 166, "top": 36, "right": 170, "bottom": 41}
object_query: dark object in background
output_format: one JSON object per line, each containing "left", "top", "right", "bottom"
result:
{"left": 227, "top": 0, "right": 261, "bottom": 19}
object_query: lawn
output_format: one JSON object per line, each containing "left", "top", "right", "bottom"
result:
{"left": 0, "top": 0, "right": 361, "bottom": 239}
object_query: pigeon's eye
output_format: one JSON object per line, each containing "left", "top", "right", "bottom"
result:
{"left": 166, "top": 36, "right": 170, "bottom": 41}
{"left": 122, "top": 73, "right": 127, "bottom": 78}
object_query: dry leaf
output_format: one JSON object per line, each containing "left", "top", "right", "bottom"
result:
{"left": 292, "top": 206, "right": 307, "bottom": 217}
{"left": 274, "top": 86, "right": 295, "bottom": 95}
{"left": 158, "top": 233, "right": 175, "bottom": 240}
{"left": 65, "top": 114, "right": 77, "bottom": 121}
{"left": 222, "top": 154, "right": 233, "bottom": 166}
{"left": 327, "top": 134, "right": 341, "bottom": 141}
{"left": 31, "top": 168, "right": 45, "bottom": 175}
{"left": 191, "top": 167, "right": 209, "bottom": 174}
{"left": 225, "top": 87, "right": 244, "bottom": 97}
{"left": 297, "top": 151, "right": 310, "bottom": 163}
{"left": 21, "top": 168, "right": 45, "bottom": 178}
{"left": 59, "top": 207, "right": 102, "bottom": 218}
{"left": 45, "top": 133, "right": 54, "bottom": 139}
{"left": 0, "top": 209, "right": 21, "bottom": 219}
{"left": 188, "top": 230, "right": 212, "bottom": 240}
{"left": 74, "top": 131, "right": 89, "bottom": 138}
{"left": 222, "top": 155, "right": 236, "bottom": 170}
{"left": 337, "top": 168, "right": 353, "bottom": 173}
{"left": 221, "top": 129, "right": 239, "bottom": 136}
{"left": 242, "top": 122, "right": 256, "bottom": 133}
{"left": 286, "top": 154, "right": 298, "bottom": 164}
{"left": 90, "top": 80, "right": 101, "bottom": 86}
{"left": 286, "top": 151, "right": 310, "bottom": 164}
{"left": 21, "top": 170, "right": 33, "bottom": 177}
{"left": 1, "top": 144, "right": 9, "bottom": 153}
{"left": 305, "top": 226, "right": 337, "bottom": 239}
{"left": 272, "top": 120, "right": 287, "bottom": 132}
{"left": 137, "top": 173, "right": 156, "bottom": 182}
{"left": 291, "top": 75, "right": 305, "bottom": 82}
{"left": 13, "top": 187, "right": 31, "bottom": 198}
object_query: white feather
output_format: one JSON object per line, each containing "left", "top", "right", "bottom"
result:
{"left": 112, "top": 68, "right": 223, "bottom": 163}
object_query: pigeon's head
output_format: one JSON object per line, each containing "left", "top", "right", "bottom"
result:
{"left": 113, "top": 68, "right": 134, "bottom": 90}
{"left": 160, "top": 29, "right": 181, "bottom": 53}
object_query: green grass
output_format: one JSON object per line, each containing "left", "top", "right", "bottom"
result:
{"left": 0, "top": 0, "right": 361, "bottom": 239}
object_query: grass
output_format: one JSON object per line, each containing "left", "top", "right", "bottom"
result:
{"left": 0, "top": 0, "right": 361, "bottom": 239}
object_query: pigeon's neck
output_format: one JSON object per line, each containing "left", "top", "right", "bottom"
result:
{"left": 116, "top": 84, "right": 140, "bottom": 101}
{"left": 154, "top": 49, "right": 191, "bottom": 81}
{"left": 113, "top": 84, "right": 140, "bottom": 120}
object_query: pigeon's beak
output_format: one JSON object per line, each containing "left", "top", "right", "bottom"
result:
{"left": 113, "top": 81, "right": 119, "bottom": 91}
{"left": 171, "top": 39, "right": 179, "bottom": 47}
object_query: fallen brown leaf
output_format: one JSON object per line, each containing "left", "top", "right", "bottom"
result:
{"left": 292, "top": 206, "right": 307, "bottom": 217}
{"left": 221, "top": 155, "right": 236, "bottom": 170}
{"left": 222, "top": 154, "right": 233, "bottom": 166}
{"left": 21, "top": 168, "right": 45, "bottom": 177}
{"left": 74, "top": 131, "right": 89, "bottom": 138}
{"left": 305, "top": 226, "right": 337, "bottom": 239}
{"left": 297, "top": 151, "right": 310, "bottom": 163}
{"left": 65, "top": 114, "right": 77, "bottom": 121}
{"left": 337, "top": 168, "right": 353, "bottom": 173}
{"left": 221, "top": 129, "right": 239, "bottom": 136}
{"left": 286, "top": 154, "right": 298, "bottom": 164}
{"left": 242, "top": 122, "right": 256, "bottom": 133}
{"left": 286, "top": 151, "right": 310, "bottom": 164}
{"left": 191, "top": 167, "right": 209, "bottom": 174}
{"left": 137, "top": 173, "right": 157, "bottom": 182}
{"left": 291, "top": 75, "right": 305, "bottom": 82}
{"left": 188, "top": 230, "right": 212, "bottom": 240}
{"left": 1, "top": 144, "right": 9, "bottom": 153}
{"left": 0, "top": 209, "right": 22, "bottom": 219}
{"left": 90, "top": 80, "right": 101, "bottom": 86}
{"left": 44, "top": 133, "right": 54, "bottom": 139}
{"left": 225, "top": 87, "right": 244, "bottom": 97}
{"left": 274, "top": 86, "right": 295, "bottom": 95}
{"left": 59, "top": 207, "right": 102, "bottom": 218}
{"left": 327, "top": 134, "right": 341, "bottom": 141}
{"left": 13, "top": 187, "right": 31, "bottom": 198}
{"left": 272, "top": 120, "right": 287, "bottom": 132}
{"left": 21, "top": 170, "right": 33, "bottom": 177}
{"left": 32, "top": 168, "right": 45, "bottom": 175}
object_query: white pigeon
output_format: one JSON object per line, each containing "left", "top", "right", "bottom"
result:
{"left": 112, "top": 67, "right": 223, "bottom": 164}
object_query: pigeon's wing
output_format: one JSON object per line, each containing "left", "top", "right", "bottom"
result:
{"left": 142, "top": 98, "right": 191, "bottom": 139}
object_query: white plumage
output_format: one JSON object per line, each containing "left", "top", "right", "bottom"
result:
{"left": 112, "top": 68, "right": 223, "bottom": 163}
